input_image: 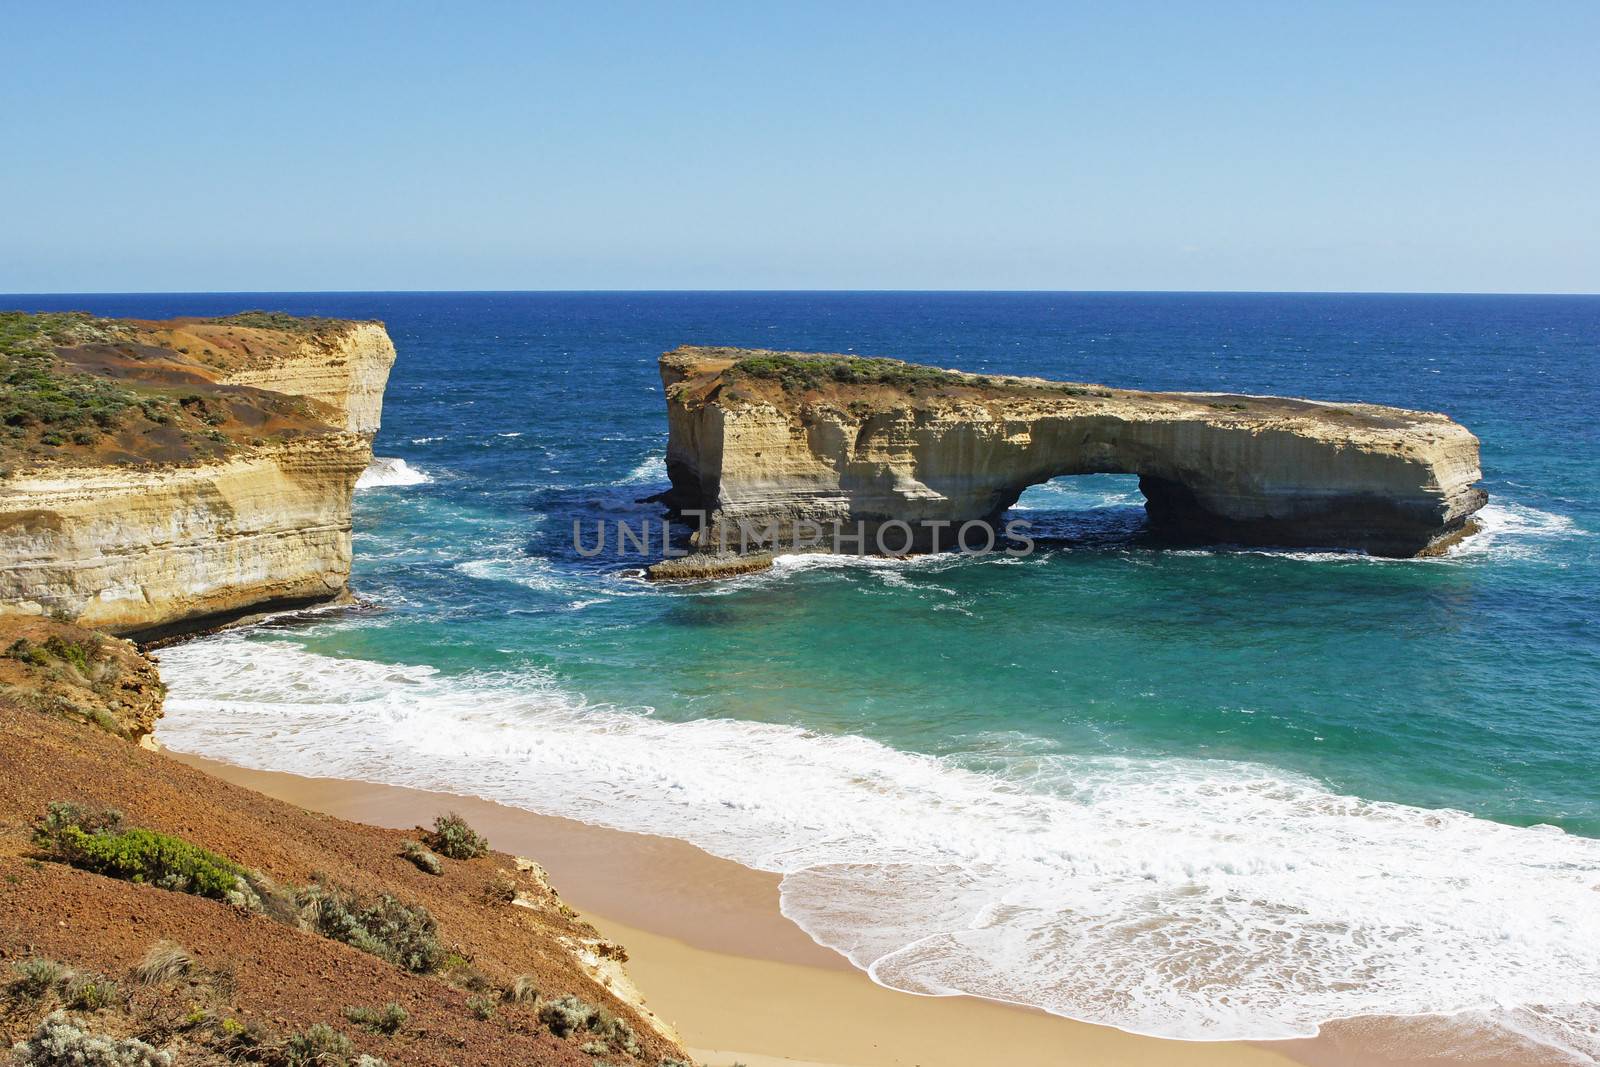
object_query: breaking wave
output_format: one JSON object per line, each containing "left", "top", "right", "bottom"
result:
{"left": 156, "top": 637, "right": 1600, "bottom": 1058}
{"left": 356, "top": 457, "right": 432, "bottom": 490}
{"left": 618, "top": 455, "right": 668, "bottom": 485}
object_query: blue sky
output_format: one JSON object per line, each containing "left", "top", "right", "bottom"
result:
{"left": 3, "top": 2, "right": 1595, "bottom": 293}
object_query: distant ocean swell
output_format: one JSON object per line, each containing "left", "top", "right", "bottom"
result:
{"left": 156, "top": 637, "right": 1600, "bottom": 1059}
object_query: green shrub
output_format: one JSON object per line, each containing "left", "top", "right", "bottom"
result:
{"left": 11, "top": 1011, "right": 172, "bottom": 1066}
{"left": 42, "top": 635, "right": 92, "bottom": 673}
{"left": 399, "top": 839, "right": 442, "bottom": 875}
{"left": 730, "top": 353, "right": 972, "bottom": 392}
{"left": 7, "top": 638, "right": 98, "bottom": 676}
{"left": 343, "top": 1001, "right": 407, "bottom": 1035}
{"left": 426, "top": 812, "right": 488, "bottom": 860}
{"left": 46, "top": 823, "right": 253, "bottom": 903}
{"left": 33, "top": 801, "right": 123, "bottom": 844}
{"left": 535, "top": 994, "right": 637, "bottom": 1052}
{"left": 588, "top": 1006, "right": 639, "bottom": 1056}
{"left": 299, "top": 882, "right": 444, "bottom": 973}
{"left": 213, "top": 311, "right": 344, "bottom": 337}
{"left": 213, "top": 1016, "right": 274, "bottom": 1058}
{"left": 34, "top": 802, "right": 257, "bottom": 906}
{"left": 10, "top": 957, "right": 65, "bottom": 998}
{"left": 0, "top": 312, "right": 142, "bottom": 449}
{"left": 283, "top": 1023, "right": 352, "bottom": 1067}
{"left": 63, "top": 972, "right": 119, "bottom": 1010}
{"left": 538, "top": 994, "right": 593, "bottom": 1037}
{"left": 466, "top": 994, "right": 495, "bottom": 1020}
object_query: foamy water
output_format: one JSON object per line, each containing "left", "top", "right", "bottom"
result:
{"left": 156, "top": 637, "right": 1600, "bottom": 1058}
{"left": 356, "top": 456, "right": 432, "bottom": 489}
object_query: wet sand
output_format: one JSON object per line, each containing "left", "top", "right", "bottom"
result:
{"left": 169, "top": 753, "right": 1543, "bottom": 1067}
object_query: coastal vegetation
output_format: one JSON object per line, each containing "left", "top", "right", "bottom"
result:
{"left": 298, "top": 881, "right": 445, "bottom": 973}
{"left": 505, "top": 974, "right": 539, "bottom": 1004}
{"left": 0, "top": 312, "right": 142, "bottom": 454}
{"left": 214, "top": 310, "right": 347, "bottom": 338}
{"left": 720, "top": 348, "right": 1106, "bottom": 400}
{"left": 10, "top": 959, "right": 69, "bottom": 1001}
{"left": 0, "top": 622, "right": 164, "bottom": 741}
{"left": 8, "top": 635, "right": 96, "bottom": 676}
{"left": 11, "top": 1010, "right": 172, "bottom": 1067}
{"left": 425, "top": 811, "right": 489, "bottom": 859}
{"left": 34, "top": 802, "right": 261, "bottom": 906}
{"left": 32, "top": 801, "right": 465, "bottom": 979}
{"left": 342, "top": 1002, "right": 407, "bottom": 1035}
{"left": 537, "top": 994, "right": 641, "bottom": 1055}
{"left": 282, "top": 1023, "right": 354, "bottom": 1066}
{"left": 729, "top": 351, "right": 974, "bottom": 391}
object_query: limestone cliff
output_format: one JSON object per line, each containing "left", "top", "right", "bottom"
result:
{"left": 659, "top": 346, "right": 1486, "bottom": 561}
{"left": 0, "top": 311, "right": 396, "bottom": 639}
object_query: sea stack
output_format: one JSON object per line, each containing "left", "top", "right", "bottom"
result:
{"left": 656, "top": 345, "right": 1486, "bottom": 567}
{"left": 0, "top": 311, "right": 396, "bottom": 639}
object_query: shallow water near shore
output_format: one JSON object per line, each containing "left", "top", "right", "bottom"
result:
{"left": 18, "top": 292, "right": 1599, "bottom": 1058}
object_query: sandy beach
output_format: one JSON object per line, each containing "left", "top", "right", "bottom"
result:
{"left": 169, "top": 751, "right": 1310, "bottom": 1067}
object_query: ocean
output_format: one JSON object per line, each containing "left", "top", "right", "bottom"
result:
{"left": 17, "top": 292, "right": 1599, "bottom": 1056}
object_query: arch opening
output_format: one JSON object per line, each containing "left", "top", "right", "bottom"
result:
{"left": 1006, "top": 473, "right": 1148, "bottom": 548}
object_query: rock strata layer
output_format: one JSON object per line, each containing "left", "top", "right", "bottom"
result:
{"left": 659, "top": 346, "right": 1486, "bottom": 560}
{"left": 0, "top": 314, "right": 395, "bottom": 638}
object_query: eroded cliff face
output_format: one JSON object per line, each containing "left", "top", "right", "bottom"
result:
{"left": 0, "top": 436, "right": 369, "bottom": 639}
{"left": 0, "top": 312, "right": 396, "bottom": 639}
{"left": 660, "top": 346, "right": 1486, "bottom": 560}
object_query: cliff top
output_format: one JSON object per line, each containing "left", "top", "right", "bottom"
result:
{"left": 0, "top": 311, "right": 379, "bottom": 475}
{"left": 662, "top": 344, "right": 1468, "bottom": 444}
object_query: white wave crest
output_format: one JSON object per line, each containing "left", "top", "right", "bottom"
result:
{"left": 619, "top": 455, "right": 668, "bottom": 484}
{"left": 155, "top": 637, "right": 1600, "bottom": 1057}
{"left": 1447, "top": 501, "right": 1584, "bottom": 562}
{"left": 455, "top": 556, "right": 568, "bottom": 593}
{"left": 355, "top": 457, "right": 432, "bottom": 490}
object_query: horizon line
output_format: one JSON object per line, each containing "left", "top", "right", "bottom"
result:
{"left": 4, "top": 287, "right": 1598, "bottom": 298}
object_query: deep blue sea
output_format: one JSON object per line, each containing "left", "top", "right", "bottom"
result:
{"left": 15, "top": 292, "right": 1600, "bottom": 1054}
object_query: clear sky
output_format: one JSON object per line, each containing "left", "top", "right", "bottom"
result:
{"left": 3, "top": 2, "right": 1595, "bottom": 293}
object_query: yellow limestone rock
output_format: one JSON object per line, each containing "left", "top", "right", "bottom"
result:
{"left": 0, "top": 316, "right": 397, "bottom": 639}
{"left": 657, "top": 346, "right": 1485, "bottom": 561}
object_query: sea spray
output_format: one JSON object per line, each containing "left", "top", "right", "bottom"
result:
{"left": 356, "top": 457, "right": 432, "bottom": 489}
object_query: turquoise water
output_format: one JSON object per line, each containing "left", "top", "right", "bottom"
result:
{"left": 19, "top": 292, "right": 1600, "bottom": 1052}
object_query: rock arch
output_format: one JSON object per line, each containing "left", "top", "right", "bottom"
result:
{"left": 657, "top": 347, "right": 1486, "bottom": 563}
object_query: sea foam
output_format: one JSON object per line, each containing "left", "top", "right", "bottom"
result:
{"left": 356, "top": 457, "right": 432, "bottom": 490}
{"left": 156, "top": 636, "right": 1600, "bottom": 1059}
